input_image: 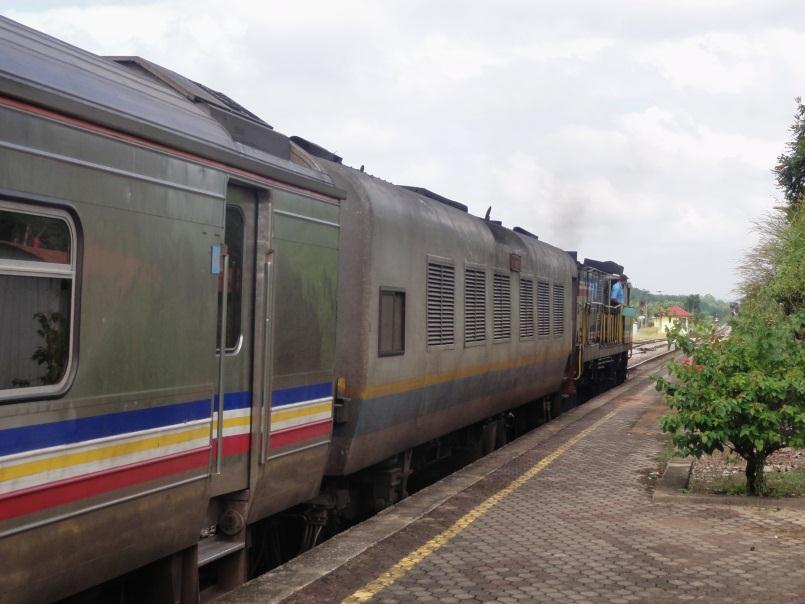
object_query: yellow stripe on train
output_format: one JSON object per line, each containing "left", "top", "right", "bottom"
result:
{"left": 271, "top": 401, "right": 332, "bottom": 424}
{"left": 1, "top": 415, "right": 248, "bottom": 482}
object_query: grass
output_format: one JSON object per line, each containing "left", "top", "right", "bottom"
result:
{"left": 659, "top": 440, "right": 677, "bottom": 463}
{"left": 688, "top": 468, "right": 805, "bottom": 497}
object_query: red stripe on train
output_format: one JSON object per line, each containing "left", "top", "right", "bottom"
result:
{"left": 269, "top": 419, "right": 331, "bottom": 449}
{"left": 0, "top": 434, "right": 250, "bottom": 521}
{"left": 212, "top": 433, "right": 251, "bottom": 456}
{"left": 0, "top": 448, "right": 208, "bottom": 521}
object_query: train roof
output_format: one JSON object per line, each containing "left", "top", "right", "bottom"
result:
{"left": 323, "top": 159, "right": 577, "bottom": 276}
{"left": 0, "top": 16, "right": 342, "bottom": 198}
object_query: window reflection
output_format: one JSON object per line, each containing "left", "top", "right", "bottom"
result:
{"left": 0, "top": 209, "right": 70, "bottom": 263}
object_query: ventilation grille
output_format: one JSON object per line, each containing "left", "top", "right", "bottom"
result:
{"left": 493, "top": 273, "right": 512, "bottom": 340}
{"left": 519, "top": 278, "right": 534, "bottom": 338}
{"left": 537, "top": 281, "right": 550, "bottom": 337}
{"left": 427, "top": 263, "right": 455, "bottom": 346}
{"left": 464, "top": 268, "right": 486, "bottom": 343}
{"left": 553, "top": 283, "right": 565, "bottom": 336}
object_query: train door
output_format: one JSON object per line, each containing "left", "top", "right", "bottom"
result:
{"left": 210, "top": 184, "right": 258, "bottom": 495}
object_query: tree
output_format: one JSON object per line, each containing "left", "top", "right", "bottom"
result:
{"left": 630, "top": 287, "right": 730, "bottom": 321}
{"left": 774, "top": 98, "right": 805, "bottom": 219}
{"left": 656, "top": 300, "right": 804, "bottom": 495}
{"left": 738, "top": 203, "right": 805, "bottom": 314}
{"left": 683, "top": 294, "right": 701, "bottom": 315}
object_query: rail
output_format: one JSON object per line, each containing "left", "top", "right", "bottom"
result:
{"left": 628, "top": 346, "right": 679, "bottom": 369}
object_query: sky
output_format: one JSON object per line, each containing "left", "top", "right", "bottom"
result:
{"left": 3, "top": 1, "right": 804, "bottom": 301}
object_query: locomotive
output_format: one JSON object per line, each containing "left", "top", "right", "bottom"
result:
{"left": 0, "top": 17, "right": 631, "bottom": 603}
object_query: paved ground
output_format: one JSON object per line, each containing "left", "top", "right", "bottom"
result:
{"left": 226, "top": 363, "right": 805, "bottom": 604}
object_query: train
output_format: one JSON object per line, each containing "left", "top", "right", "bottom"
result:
{"left": 0, "top": 16, "right": 632, "bottom": 604}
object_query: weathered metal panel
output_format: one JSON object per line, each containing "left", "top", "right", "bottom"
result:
{"left": 3, "top": 478, "right": 206, "bottom": 604}
{"left": 245, "top": 188, "right": 339, "bottom": 523}
{"left": 325, "top": 161, "right": 577, "bottom": 476}
{"left": 0, "top": 97, "right": 224, "bottom": 602}
{"left": 0, "top": 16, "right": 343, "bottom": 198}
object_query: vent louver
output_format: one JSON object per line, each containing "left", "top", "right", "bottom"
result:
{"left": 537, "top": 281, "right": 550, "bottom": 337}
{"left": 427, "top": 263, "right": 455, "bottom": 346}
{"left": 553, "top": 284, "right": 565, "bottom": 336}
{"left": 493, "top": 273, "right": 512, "bottom": 340}
{"left": 519, "top": 278, "right": 534, "bottom": 338}
{"left": 464, "top": 268, "right": 486, "bottom": 344}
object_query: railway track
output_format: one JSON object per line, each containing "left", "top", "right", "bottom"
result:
{"left": 628, "top": 339, "right": 678, "bottom": 369}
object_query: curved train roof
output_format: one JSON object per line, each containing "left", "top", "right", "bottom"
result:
{"left": 0, "top": 16, "right": 341, "bottom": 198}
{"left": 324, "top": 159, "right": 577, "bottom": 277}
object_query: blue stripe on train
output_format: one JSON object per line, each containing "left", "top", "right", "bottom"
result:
{"left": 0, "top": 384, "right": 331, "bottom": 456}
{"left": 0, "top": 391, "right": 252, "bottom": 456}
{"left": 270, "top": 382, "right": 333, "bottom": 407}
{"left": 0, "top": 398, "right": 213, "bottom": 456}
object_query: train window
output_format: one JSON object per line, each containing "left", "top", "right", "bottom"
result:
{"left": 218, "top": 206, "right": 243, "bottom": 352}
{"left": 553, "top": 283, "right": 565, "bottom": 336}
{"left": 493, "top": 273, "right": 511, "bottom": 341}
{"left": 537, "top": 281, "right": 550, "bottom": 337}
{"left": 464, "top": 268, "right": 486, "bottom": 344}
{"left": 0, "top": 202, "right": 76, "bottom": 397}
{"left": 378, "top": 289, "right": 405, "bottom": 356}
{"left": 426, "top": 261, "right": 455, "bottom": 347}
{"left": 519, "top": 277, "right": 534, "bottom": 338}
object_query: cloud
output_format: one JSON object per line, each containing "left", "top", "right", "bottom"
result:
{"left": 4, "top": 0, "right": 801, "bottom": 300}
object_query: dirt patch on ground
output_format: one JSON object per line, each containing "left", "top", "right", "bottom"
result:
{"left": 690, "top": 448, "right": 805, "bottom": 497}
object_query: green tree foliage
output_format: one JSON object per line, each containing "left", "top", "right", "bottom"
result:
{"left": 656, "top": 300, "right": 804, "bottom": 495}
{"left": 684, "top": 294, "right": 701, "bottom": 315}
{"left": 738, "top": 204, "right": 805, "bottom": 314}
{"left": 631, "top": 288, "right": 730, "bottom": 320}
{"left": 771, "top": 215, "right": 805, "bottom": 315}
{"left": 32, "top": 311, "right": 69, "bottom": 385}
{"left": 774, "top": 98, "right": 805, "bottom": 218}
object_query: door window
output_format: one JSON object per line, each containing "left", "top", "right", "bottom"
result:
{"left": 218, "top": 206, "right": 244, "bottom": 352}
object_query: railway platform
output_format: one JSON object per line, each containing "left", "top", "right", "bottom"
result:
{"left": 222, "top": 358, "right": 805, "bottom": 604}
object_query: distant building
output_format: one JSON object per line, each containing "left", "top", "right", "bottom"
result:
{"left": 656, "top": 305, "right": 692, "bottom": 333}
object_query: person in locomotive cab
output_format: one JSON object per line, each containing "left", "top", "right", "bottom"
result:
{"left": 610, "top": 274, "right": 627, "bottom": 307}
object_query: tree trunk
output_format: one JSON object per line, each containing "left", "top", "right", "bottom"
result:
{"left": 744, "top": 455, "right": 767, "bottom": 496}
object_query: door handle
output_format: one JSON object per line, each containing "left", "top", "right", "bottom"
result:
{"left": 215, "top": 247, "right": 229, "bottom": 474}
{"left": 260, "top": 250, "right": 275, "bottom": 464}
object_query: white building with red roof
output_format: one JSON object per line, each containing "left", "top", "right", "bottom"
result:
{"left": 657, "top": 304, "right": 692, "bottom": 333}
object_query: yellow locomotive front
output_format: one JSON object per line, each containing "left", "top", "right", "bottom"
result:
{"left": 574, "top": 259, "right": 633, "bottom": 398}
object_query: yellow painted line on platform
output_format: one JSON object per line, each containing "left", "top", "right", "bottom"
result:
{"left": 341, "top": 409, "right": 619, "bottom": 603}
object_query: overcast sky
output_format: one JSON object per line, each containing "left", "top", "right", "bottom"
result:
{"left": 4, "top": 1, "right": 804, "bottom": 300}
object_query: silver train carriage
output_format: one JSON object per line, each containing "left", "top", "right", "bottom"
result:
{"left": 0, "top": 17, "right": 342, "bottom": 603}
{"left": 321, "top": 159, "right": 577, "bottom": 477}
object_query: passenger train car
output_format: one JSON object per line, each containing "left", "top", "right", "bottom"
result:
{"left": 0, "top": 17, "right": 630, "bottom": 603}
